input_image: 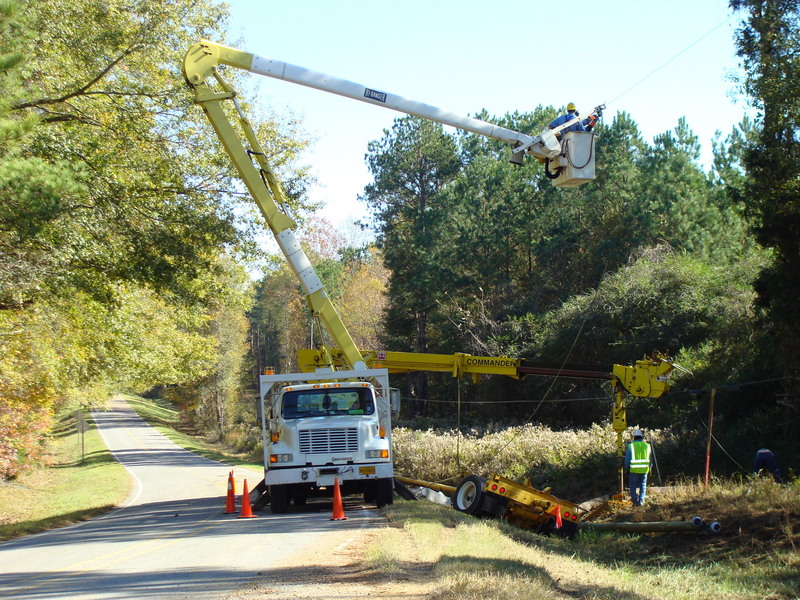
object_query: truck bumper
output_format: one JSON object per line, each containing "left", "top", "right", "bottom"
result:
{"left": 265, "top": 462, "right": 393, "bottom": 486}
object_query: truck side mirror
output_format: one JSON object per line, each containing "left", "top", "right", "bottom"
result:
{"left": 390, "top": 388, "right": 401, "bottom": 416}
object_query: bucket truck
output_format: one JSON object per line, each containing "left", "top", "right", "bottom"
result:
{"left": 181, "top": 40, "right": 677, "bottom": 514}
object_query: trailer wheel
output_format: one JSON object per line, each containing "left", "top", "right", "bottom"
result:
{"left": 375, "top": 477, "right": 394, "bottom": 508}
{"left": 270, "top": 484, "right": 290, "bottom": 513}
{"left": 452, "top": 475, "right": 486, "bottom": 515}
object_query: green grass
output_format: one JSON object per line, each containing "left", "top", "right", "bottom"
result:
{"left": 121, "top": 394, "right": 262, "bottom": 471}
{"left": 0, "top": 410, "right": 131, "bottom": 541}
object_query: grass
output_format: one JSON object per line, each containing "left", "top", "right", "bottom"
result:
{"left": 373, "top": 478, "right": 800, "bottom": 600}
{"left": 391, "top": 422, "right": 688, "bottom": 500}
{"left": 0, "top": 408, "right": 131, "bottom": 542}
{"left": 121, "top": 394, "right": 262, "bottom": 471}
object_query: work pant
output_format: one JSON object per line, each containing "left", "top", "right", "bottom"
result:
{"left": 629, "top": 472, "right": 648, "bottom": 506}
{"left": 753, "top": 451, "right": 783, "bottom": 483}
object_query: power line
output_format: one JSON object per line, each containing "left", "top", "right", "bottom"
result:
{"left": 607, "top": 15, "right": 736, "bottom": 107}
{"left": 411, "top": 395, "right": 612, "bottom": 405}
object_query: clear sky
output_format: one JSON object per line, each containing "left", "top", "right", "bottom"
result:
{"left": 222, "top": 0, "right": 749, "bottom": 231}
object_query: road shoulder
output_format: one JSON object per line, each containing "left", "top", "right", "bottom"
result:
{"left": 224, "top": 517, "right": 434, "bottom": 600}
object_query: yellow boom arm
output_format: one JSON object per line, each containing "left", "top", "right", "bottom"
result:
{"left": 183, "top": 43, "right": 364, "bottom": 370}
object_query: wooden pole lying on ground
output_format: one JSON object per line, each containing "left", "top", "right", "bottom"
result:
{"left": 582, "top": 519, "right": 721, "bottom": 534}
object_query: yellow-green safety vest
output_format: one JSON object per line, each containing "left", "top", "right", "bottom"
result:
{"left": 629, "top": 441, "right": 651, "bottom": 474}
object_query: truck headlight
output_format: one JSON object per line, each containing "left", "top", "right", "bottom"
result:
{"left": 269, "top": 453, "right": 293, "bottom": 463}
{"left": 366, "top": 449, "right": 389, "bottom": 459}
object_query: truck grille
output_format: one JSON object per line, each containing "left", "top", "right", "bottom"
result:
{"left": 299, "top": 428, "right": 359, "bottom": 454}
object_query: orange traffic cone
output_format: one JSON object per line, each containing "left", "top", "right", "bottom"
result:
{"left": 330, "top": 477, "right": 348, "bottom": 521}
{"left": 224, "top": 471, "right": 236, "bottom": 514}
{"left": 238, "top": 479, "right": 257, "bottom": 518}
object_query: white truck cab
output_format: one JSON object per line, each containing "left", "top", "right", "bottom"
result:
{"left": 259, "top": 367, "right": 396, "bottom": 512}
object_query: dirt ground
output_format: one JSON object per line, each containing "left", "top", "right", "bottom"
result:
{"left": 223, "top": 518, "right": 434, "bottom": 600}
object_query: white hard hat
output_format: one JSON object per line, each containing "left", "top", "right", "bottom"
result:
{"left": 633, "top": 428, "right": 644, "bottom": 438}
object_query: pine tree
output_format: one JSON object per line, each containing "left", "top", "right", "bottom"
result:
{"left": 730, "top": 0, "right": 800, "bottom": 374}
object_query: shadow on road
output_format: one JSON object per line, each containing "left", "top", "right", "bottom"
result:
{"left": 0, "top": 566, "right": 264, "bottom": 599}
{"left": 1, "top": 493, "right": 380, "bottom": 551}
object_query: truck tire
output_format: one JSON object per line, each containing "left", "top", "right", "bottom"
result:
{"left": 270, "top": 484, "right": 290, "bottom": 513}
{"left": 375, "top": 478, "right": 394, "bottom": 508}
{"left": 452, "top": 475, "right": 486, "bottom": 515}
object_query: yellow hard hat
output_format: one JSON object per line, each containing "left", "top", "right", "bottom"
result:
{"left": 567, "top": 102, "right": 577, "bottom": 111}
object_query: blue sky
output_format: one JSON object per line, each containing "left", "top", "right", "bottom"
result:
{"left": 222, "top": 0, "right": 749, "bottom": 231}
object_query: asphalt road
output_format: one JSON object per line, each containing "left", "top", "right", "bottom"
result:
{"left": 0, "top": 397, "right": 382, "bottom": 599}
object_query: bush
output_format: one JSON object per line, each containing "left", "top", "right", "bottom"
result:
{"left": 0, "top": 402, "right": 52, "bottom": 479}
{"left": 392, "top": 422, "right": 685, "bottom": 499}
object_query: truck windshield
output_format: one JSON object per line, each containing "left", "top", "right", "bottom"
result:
{"left": 281, "top": 388, "right": 375, "bottom": 419}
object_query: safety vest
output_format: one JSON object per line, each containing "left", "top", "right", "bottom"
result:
{"left": 629, "top": 441, "right": 651, "bottom": 474}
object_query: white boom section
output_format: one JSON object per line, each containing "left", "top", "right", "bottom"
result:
{"left": 184, "top": 41, "right": 585, "bottom": 165}
{"left": 247, "top": 54, "right": 560, "bottom": 160}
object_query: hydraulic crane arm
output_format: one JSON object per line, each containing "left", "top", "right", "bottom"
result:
{"left": 297, "top": 347, "right": 686, "bottom": 477}
{"left": 183, "top": 43, "right": 365, "bottom": 371}
{"left": 183, "top": 40, "right": 601, "bottom": 166}
{"left": 182, "top": 40, "right": 601, "bottom": 371}
{"left": 183, "top": 39, "right": 675, "bottom": 493}
{"left": 297, "top": 347, "right": 681, "bottom": 398}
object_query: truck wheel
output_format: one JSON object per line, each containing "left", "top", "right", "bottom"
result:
{"left": 375, "top": 478, "right": 394, "bottom": 508}
{"left": 452, "top": 475, "right": 486, "bottom": 515}
{"left": 270, "top": 485, "right": 290, "bottom": 513}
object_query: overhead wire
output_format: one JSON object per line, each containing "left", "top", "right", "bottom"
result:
{"left": 694, "top": 405, "right": 750, "bottom": 473}
{"left": 481, "top": 281, "right": 607, "bottom": 460}
{"left": 605, "top": 15, "right": 736, "bottom": 108}
{"left": 400, "top": 17, "right": 740, "bottom": 476}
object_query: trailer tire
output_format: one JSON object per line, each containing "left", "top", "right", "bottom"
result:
{"left": 375, "top": 478, "right": 394, "bottom": 508}
{"left": 453, "top": 475, "right": 486, "bottom": 516}
{"left": 270, "top": 484, "right": 290, "bottom": 513}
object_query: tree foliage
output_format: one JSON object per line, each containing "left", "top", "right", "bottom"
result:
{"left": 361, "top": 98, "right": 774, "bottom": 433}
{"left": 5, "top": 0, "right": 799, "bottom": 480}
{"left": 0, "top": 0, "right": 311, "bottom": 477}
{"left": 730, "top": 0, "right": 800, "bottom": 377}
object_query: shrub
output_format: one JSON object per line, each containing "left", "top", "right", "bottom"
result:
{"left": 0, "top": 402, "right": 52, "bottom": 479}
{"left": 392, "top": 423, "right": 684, "bottom": 499}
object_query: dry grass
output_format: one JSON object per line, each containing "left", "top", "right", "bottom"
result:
{"left": 392, "top": 423, "right": 683, "bottom": 498}
{"left": 384, "top": 422, "right": 799, "bottom": 600}
{"left": 378, "top": 480, "right": 800, "bottom": 600}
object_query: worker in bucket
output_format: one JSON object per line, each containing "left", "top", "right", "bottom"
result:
{"left": 624, "top": 429, "right": 652, "bottom": 506}
{"left": 753, "top": 448, "right": 783, "bottom": 483}
{"left": 549, "top": 103, "right": 586, "bottom": 135}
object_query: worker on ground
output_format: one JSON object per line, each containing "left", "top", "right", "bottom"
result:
{"left": 753, "top": 448, "right": 783, "bottom": 483}
{"left": 624, "top": 429, "right": 652, "bottom": 506}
